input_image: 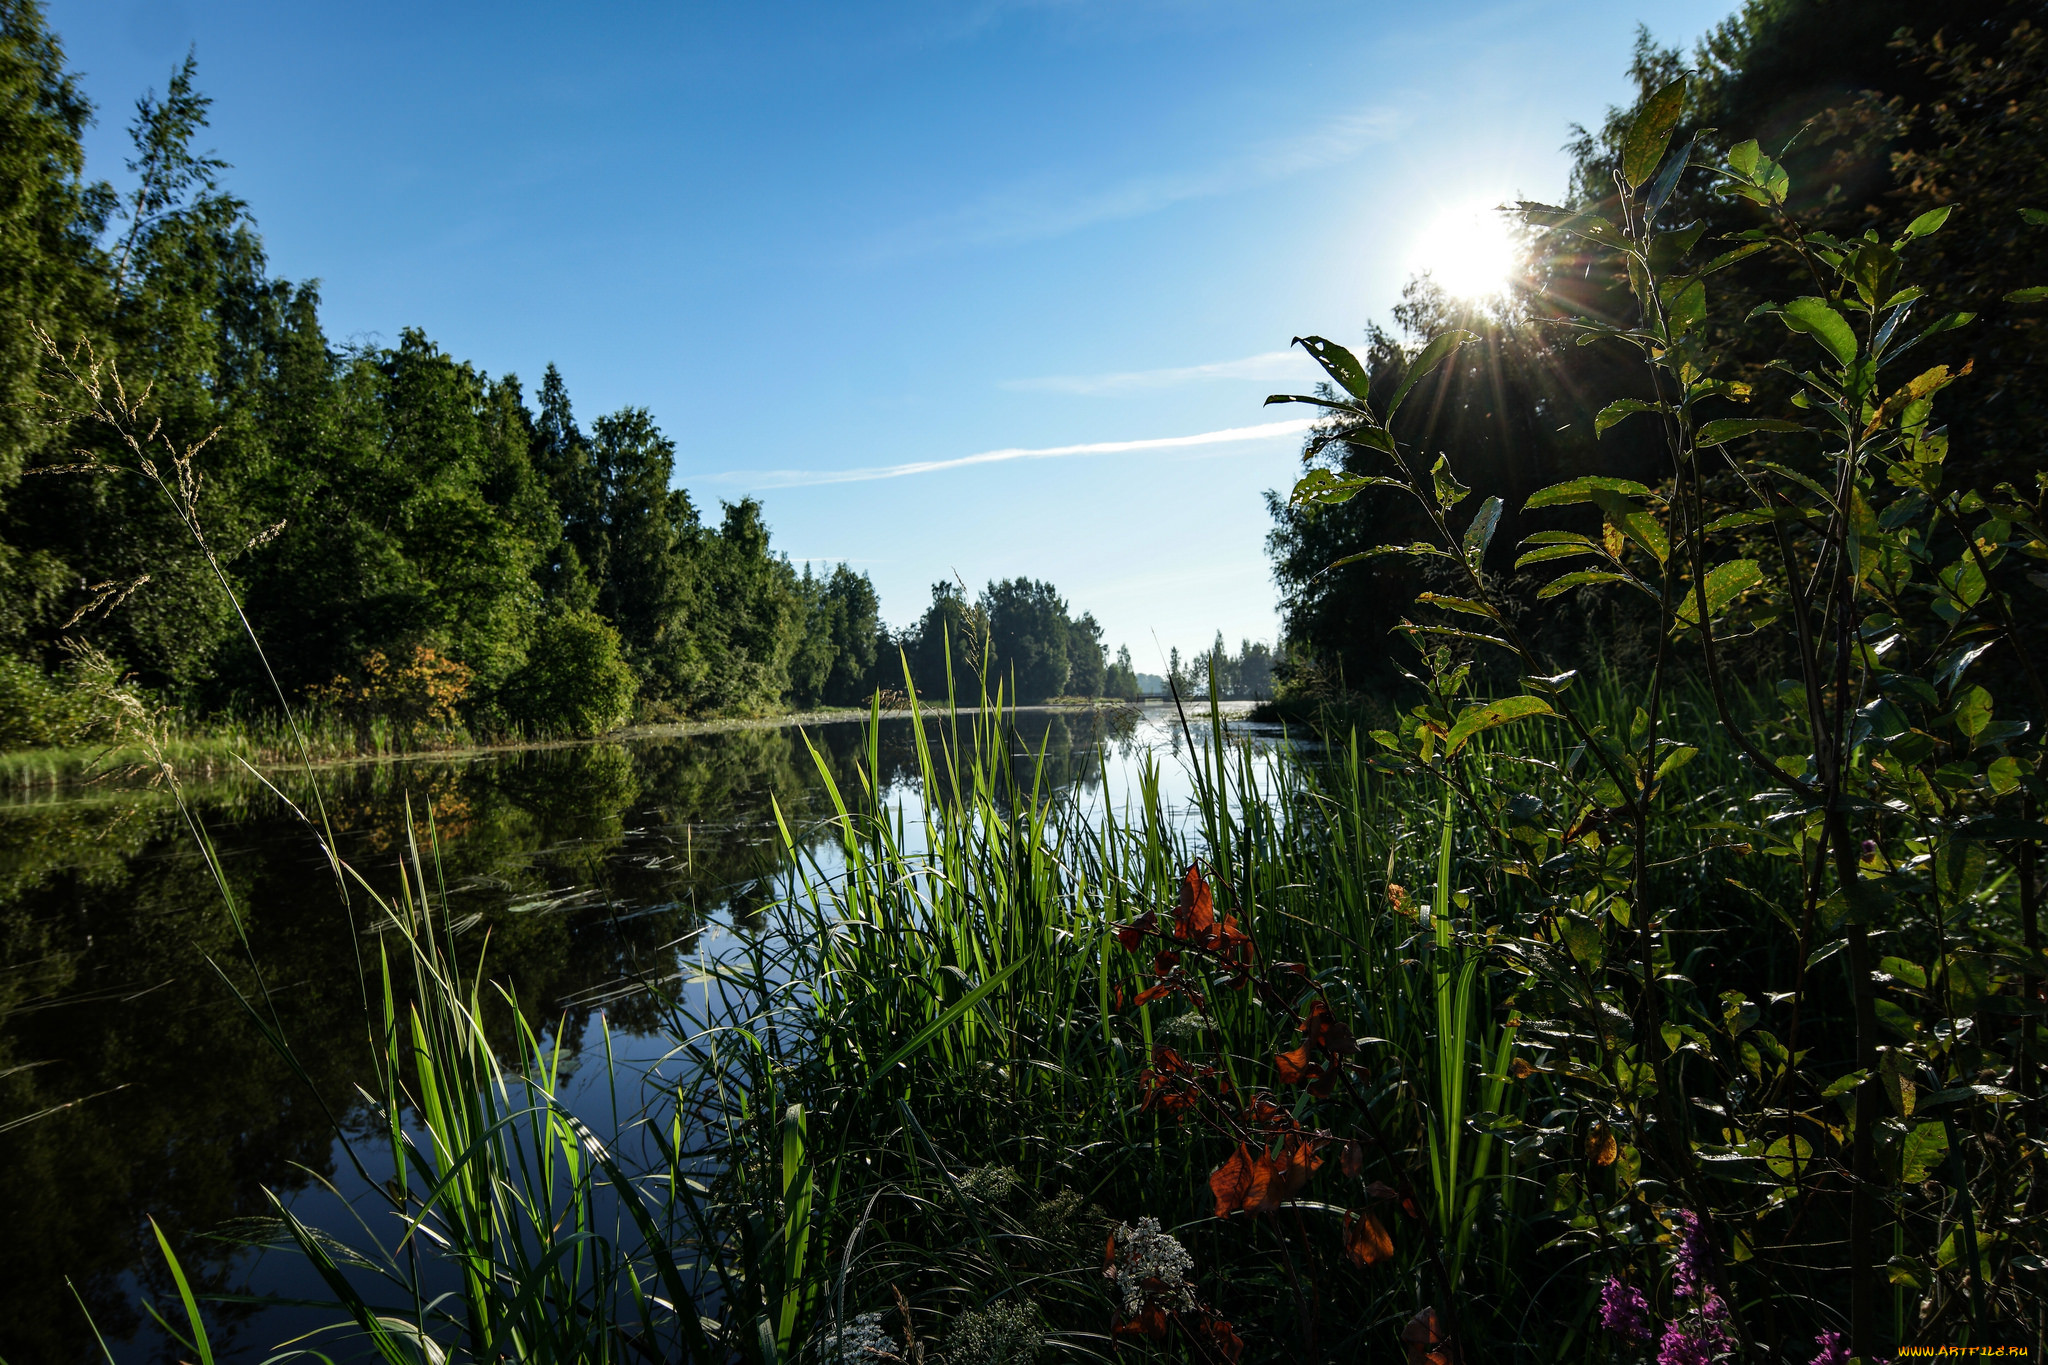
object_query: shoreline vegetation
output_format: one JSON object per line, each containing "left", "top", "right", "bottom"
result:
{"left": 0, "top": 694, "right": 1188, "bottom": 796}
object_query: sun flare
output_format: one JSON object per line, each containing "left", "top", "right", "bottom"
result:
{"left": 1411, "top": 200, "right": 1521, "bottom": 301}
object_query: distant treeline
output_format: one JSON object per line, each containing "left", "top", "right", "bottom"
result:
{"left": 1267, "top": 0, "right": 2046, "bottom": 695}
{"left": 0, "top": 7, "right": 1155, "bottom": 745}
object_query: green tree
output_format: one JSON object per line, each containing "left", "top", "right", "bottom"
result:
{"left": 688, "top": 499, "right": 804, "bottom": 715}
{"left": 587, "top": 407, "right": 697, "bottom": 703}
{"left": 500, "top": 607, "right": 637, "bottom": 737}
{"left": 982, "top": 577, "right": 1070, "bottom": 703}
{"left": 0, "top": 0, "right": 107, "bottom": 653}
{"left": 1064, "top": 610, "right": 1106, "bottom": 697}
{"left": 904, "top": 580, "right": 986, "bottom": 700}
{"left": 1103, "top": 643, "right": 1140, "bottom": 701}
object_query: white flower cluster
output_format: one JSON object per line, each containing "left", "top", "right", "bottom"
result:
{"left": 955, "top": 1164, "right": 1020, "bottom": 1202}
{"left": 945, "top": 1298, "right": 1045, "bottom": 1365}
{"left": 815, "top": 1310, "right": 894, "bottom": 1363}
{"left": 1112, "top": 1216, "right": 1196, "bottom": 1314}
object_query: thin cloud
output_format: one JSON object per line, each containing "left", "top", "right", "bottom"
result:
{"left": 710, "top": 417, "right": 1313, "bottom": 490}
{"left": 1005, "top": 347, "right": 1316, "bottom": 395}
{"left": 871, "top": 105, "right": 1400, "bottom": 256}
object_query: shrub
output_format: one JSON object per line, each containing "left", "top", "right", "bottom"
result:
{"left": 309, "top": 643, "right": 474, "bottom": 747}
{"left": 500, "top": 609, "right": 638, "bottom": 738}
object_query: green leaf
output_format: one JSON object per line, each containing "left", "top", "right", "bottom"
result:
{"left": 149, "top": 1218, "right": 217, "bottom": 1365}
{"left": 2006, "top": 286, "right": 2048, "bottom": 304}
{"left": 1654, "top": 745, "right": 1699, "bottom": 781}
{"left": 1293, "top": 335, "right": 1375, "bottom": 406}
{"left": 1946, "top": 684, "right": 1992, "bottom": 740}
{"left": 1431, "top": 454, "right": 1471, "bottom": 509}
{"left": 1778, "top": 297, "right": 1859, "bottom": 366}
{"left": 1590, "top": 490, "right": 1670, "bottom": 564}
{"left": 1696, "top": 418, "right": 1805, "bottom": 444}
{"left": 1900, "top": 1121, "right": 1949, "bottom": 1183}
{"left": 1462, "top": 495, "right": 1503, "bottom": 564}
{"left": 1290, "top": 467, "right": 1402, "bottom": 507}
{"left": 1764, "top": 1135, "right": 1812, "bottom": 1178}
{"left": 1537, "top": 570, "right": 1635, "bottom": 600}
{"left": 1727, "top": 139, "right": 1759, "bottom": 178}
{"left": 1820, "top": 1069, "right": 1866, "bottom": 1098}
{"left": 1596, "top": 399, "right": 1661, "bottom": 436}
{"left": 2024, "top": 208, "right": 2048, "bottom": 226}
{"left": 1388, "top": 331, "right": 1475, "bottom": 422}
{"left": 1904, "top": 205, "right": 1953, "bottom": 239}
{"left": 1446, "top": 694, "right": 1555, "bottom": 754}
{"left": 1672, "top": 559, "right": 1764, "bottom": 630}
{"left": 1701, "top": 240, "right": 1770, "bottom": 275}
{"left": 867, "top": 958, "right": 1029, "bottom": 1088}
{"left": 1416, "top": 592, "right": 1498, "bottom": 620}
{"left": 1326, "top": 541, "right": 1455, "bottom": 569}
{"left": 1345, "top": 425, "right": 1398, "bottom": 454}
{"left": 1989, "top": 755, "right": 2024, "bottom": 795}
{"left": 1524, "top": 476, "right": 1654, "bottom": 510}
{"left": 1664, "top": 277, "right": 1706, "bottom": 335}
{"left": 1623, "top": 77, "right": 1689, "bottom": 188}
{"left": 1515, "top": 543, "right": 1600, "bottom": 568}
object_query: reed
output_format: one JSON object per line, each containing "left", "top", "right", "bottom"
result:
{"left": 103, "top": 658, "right": 1806, "bottom": 1364}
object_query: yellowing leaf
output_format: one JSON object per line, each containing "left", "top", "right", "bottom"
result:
{"left": 1445, "top": 695, "right": 1556, "bottom": 755}
{"left": 1623, "top": 77, "right": 1688, "bottom": 188}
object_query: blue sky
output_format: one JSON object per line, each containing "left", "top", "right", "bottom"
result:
{"left": 50, "top": 0, "right": 1731, "bottom": 669}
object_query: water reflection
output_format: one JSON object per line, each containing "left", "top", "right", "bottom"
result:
{"left": 0, "top": 704, "right": 1259, "bottom": 1362}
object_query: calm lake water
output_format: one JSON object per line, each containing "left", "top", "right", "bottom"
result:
{"left": 0, "top": 703, "right": 1273, "bottom": 1363}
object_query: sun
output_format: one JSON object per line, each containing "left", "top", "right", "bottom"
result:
{"left": 1410, "top": 200, "right": 1521, "bottom": 301}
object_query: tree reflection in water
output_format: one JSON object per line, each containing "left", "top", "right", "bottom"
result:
{"left": 0, "top": 708, "right": 1139, "bottom": 1363}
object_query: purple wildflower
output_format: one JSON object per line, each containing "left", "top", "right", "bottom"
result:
{"left": 1670, "top": 1210, "right": 1714, "bottom": 1303}
{"left": 1598, "top": 1277, "right": 1654, "bottom": 1342}
{"left": 1657, "top": 1320, "right": 1730, "bottom": 1365}
{"left": 1809, "top": 1330, "right": 1847, "bottom": 1365}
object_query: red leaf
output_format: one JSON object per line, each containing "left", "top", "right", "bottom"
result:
{"left": 1209, "top": 1144, "right": 1256, "bottom": 1218}
{"left": 1302, "top": 1000, "right": 1358, "bottom": 1056}
{"left": 1341, "top": 1140, "right": 1365, "bottom": 1178}
{"left": 1115, "top": 1304, "right": 1170, "bottom": 1341}
{"left": 1152, "top": 950, "right": 1182, "bottom": 977}
{"left": 1175, "top": 864, "right": 1216, "bottom": 940}
{"left": 1135, "top": 984, "right": 1172, "bottom": 1007}
{"left": 1116, "top": 911, "right": 1157, "bottom": 952}
{"left": 1343, "top": 1208, "right": 1395, "bottom": 1266}
{"left": 1196, "top": 1311, "right": 1245, "bottom": 1363}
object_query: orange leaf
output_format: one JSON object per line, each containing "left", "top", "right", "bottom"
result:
{"left": 1210, "top": 1144, "right": 1256, "bottom": 1218}
{"left": 1367, "top": 1180, "right": 1420, "bottom": 1219}
{"left": 1343, "top": 1208, "right": 1395, "bottom": 1266}
{"left": 1115, "top": 1304, "right": 1170, "bottom": 1341}
{"left": 1508, "top": 1057, "right": 1535, "bottom": 1080}
{"left": 1587, "top": 1122, "right": 1618, "bottom": 1167}
{"left": 1135, "top": 984, "right": 1172, "bottom": 1007}
{"left": 1402, "top": 1307, "right": 1452, "bottom": 1365}
{"left": 1245, "top": 1150, "right": 1283, "bottom": 1215}
{"left": 1274, "top": 1045, "right": 1313, "bottom": 1084}
{"left": 1176, "top": 864, "right": 1216, "bottom": 939}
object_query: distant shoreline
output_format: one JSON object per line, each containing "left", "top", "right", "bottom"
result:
{"left": 0, "top": 698, "right": 1268, "bottom": 799}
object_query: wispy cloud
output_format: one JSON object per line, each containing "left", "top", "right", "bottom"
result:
{"left": 872, "top": 105, "right": 1400, "bottom": 256}
{"left": 1004, "top": 347, "right": 1317, "bottom": 395}
{"left": 708, "top": 417, "right": 1313, "bottom": 491}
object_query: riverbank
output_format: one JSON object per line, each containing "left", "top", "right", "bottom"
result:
{"left": 0, "top": 697, "right": 1163, "bottom": 796}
